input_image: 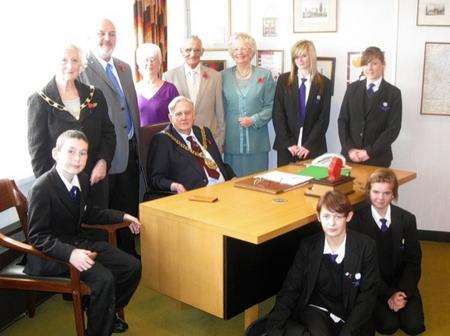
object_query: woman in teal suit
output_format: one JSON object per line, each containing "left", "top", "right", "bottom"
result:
{"left": 222, "top": 33, "right": 275, "bottom": 177}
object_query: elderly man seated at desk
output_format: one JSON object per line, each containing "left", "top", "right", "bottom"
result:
{"left": 147, "top": 96, "right": 234, "bottom": 195}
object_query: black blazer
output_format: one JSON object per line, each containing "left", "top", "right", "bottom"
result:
{"left": 24, "top": 167, "right": 123, "bottom": 276}
{"left": 338, "top": 79, "right": 402, "bottom": 167}
{"left": 272, "top": 72, "right": 331, "bottom": 159}
{"left": 27, "top": 78, "right": 116, "bottom": 177}
{"left": 147, "top": 124, "right": 234, "bottom": 192}
{"left": 350, "top": 204, "right": 421, "bottom": 299}
{"left": 266, "top": 230, "right": 379, "bottom": 336}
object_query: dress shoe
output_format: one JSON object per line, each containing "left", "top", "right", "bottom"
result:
{"left": 112, "top": 315, "right": 129, "bottom": 333}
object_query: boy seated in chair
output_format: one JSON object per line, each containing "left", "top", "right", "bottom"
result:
{"left": 24, "top": 130, "right": 142, "bottom": 336}
{"left": 350, "top": 168, "right": 425, "bottom": 335}
{"left": 259, "top": 190, "right": 379, "bottom": 336}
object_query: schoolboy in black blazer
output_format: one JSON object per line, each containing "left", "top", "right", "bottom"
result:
{"left": 350, "top": 168, "right": 425, "bottom": 335}
{"left": 273, "top": 40, "right": 331, "bottom": 167}
{"left": 262, "top": 191, "right": 379, "bottom": 336}
{"left": 25, "top": 130, "right": 141, "bottom": 336}
{"left": 338, "top": 47, "right": 401, "bottom": 168}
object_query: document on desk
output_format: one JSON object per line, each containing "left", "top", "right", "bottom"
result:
{"left": 254, "top": 171, "right": 313, "bottom": 186}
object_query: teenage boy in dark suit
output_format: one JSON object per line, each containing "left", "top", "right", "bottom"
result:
{"left": 25, "top": 130, "right": 142, "bottom": 336}
{"left": 350, "top": 168, "right": 425, "bottom": 335}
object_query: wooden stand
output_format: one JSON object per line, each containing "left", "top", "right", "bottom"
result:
{"left": 304, "top": 176, "right": 355, "bottom": 197}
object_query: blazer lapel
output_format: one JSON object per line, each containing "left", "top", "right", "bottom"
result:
{"left": 87, "top": 53, "right": 118, "bottom": 94}
{"left": 49, "top": 169, "right": 80, "bottom": 220}
{"left": 176, "top": 66, "right": 190, "bottom": 97}
{"left": 170, "top": 125, "right": 205, "bottom": 178}
{"left": 305, "top": 234, "right": 324, "bottom": 301}
{"left": 342, "top": 232, "right": 360, "bottom": 310}
{"left": 356, "top": 80, "right": 370, "bottom": 118}
{"left": 305, "top": 80, "right": 318, "bottom": 116}
{"left": 76, "top": 80, "right": 93, "bottom": 122}
{"left": 390, "top": 205, "right": 403, "bottom": 269}
{"left": 195, "top": 65, "right": 207, "bottom": 108}
{"left": 367, "top": 79, "right": 386, "bottom": 116}
{"left": 290, "top": 76, "right": 300, "bottom": 125}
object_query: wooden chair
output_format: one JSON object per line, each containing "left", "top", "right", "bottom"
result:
{"left": 0, "top": 179, "right": 128, "bottom": 336}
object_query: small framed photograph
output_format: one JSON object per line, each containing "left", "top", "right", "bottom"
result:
{"left": 421, "top": 42, "right": 450, "bottom": 116}
{"left": 202, "top": 60, "right": 227, "bottom": 72}
{"left": 263, "top": 17, "right": 278, "bottom": 37}
{"left": 257, "top": 50, "right": 284, "bottom": 81}
{"left": 346, "top": 52, "right": 364, "bottom": 85}
{"left": 417, "top": 0, "right": 450, "bottom": 26}
{"left": 186, "top": 0, "right": 231, "bottom": 50}
{"left": 316, "top": 57, "right": 336, "bottom": 95}
{"left": 293, "top": 0, "right": 337, "bottom": 33}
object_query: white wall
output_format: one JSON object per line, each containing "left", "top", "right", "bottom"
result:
{"left": 167, "top": 0, "right": 450, "bottom": 232}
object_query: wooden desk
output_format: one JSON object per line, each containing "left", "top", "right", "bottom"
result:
{"left": 139, "top": 164, "right": 416, "bottom": 320}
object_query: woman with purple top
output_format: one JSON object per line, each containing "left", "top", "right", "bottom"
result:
{"left": 136, "top": 43, "right": 179, "bottom": 126}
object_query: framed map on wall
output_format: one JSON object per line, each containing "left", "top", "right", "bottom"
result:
{"left": 421, "top": 42, "right": 450, "bottom": 115}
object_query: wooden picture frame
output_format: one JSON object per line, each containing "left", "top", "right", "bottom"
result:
{"left": 202, "top": 60, "right": 227, "bottom": 72}
{"left": 316, "top": 57, "right": 336, "bottom": 95}
{"left": 417, "top": 0, "right": 450, "bottom": 26}
{"left": 293, "top": 0, "right": 337, "bottom": 33}
{"left": 346, "top": 52, "right": 364, "bottom": 85}
{"left": 257, "top": 50, "right": 284, "bottom": 81}
{"left": 421, "top": 42, "right": 450, "bottom": 116}
{"left": 186, "top": 0, "right": 231, "bottom": 50}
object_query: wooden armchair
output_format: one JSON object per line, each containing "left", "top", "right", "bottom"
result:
{"left": 0, "top": 179, "right": 127, "bottom": 336}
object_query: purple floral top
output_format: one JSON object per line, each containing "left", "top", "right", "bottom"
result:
{"left": 138, "top": 81, "right": 179, "bottom": 126}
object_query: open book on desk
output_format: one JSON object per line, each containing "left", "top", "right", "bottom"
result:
{"left": 234, "top": 171, "right": 313, "bottom": 194}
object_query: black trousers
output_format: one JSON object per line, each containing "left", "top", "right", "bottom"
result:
{"left": 276, "top": 149, "right": 298, "bottom": 167}
{"left": 109, "top": 138, "right": 140, "bottom": 255}
{"left": 78, "top": 240, "right": 141, "bottom": 336}
{"left": 374, "top": 293, "right": 425, "bottom": 335}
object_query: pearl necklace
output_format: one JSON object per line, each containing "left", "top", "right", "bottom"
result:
{"left": 235, "top": 66, "right": 252, "bottom": 80}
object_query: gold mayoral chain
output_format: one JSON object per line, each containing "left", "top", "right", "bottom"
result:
{"left": 38, "top": 85, "right": 96, "bottom": 112}
{"left": 162, "top": 128, "right": 219, "bottom": 170}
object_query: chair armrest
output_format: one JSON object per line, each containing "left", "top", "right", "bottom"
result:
{"left": 81, "top": 222, "right": 130, "bottom": 247}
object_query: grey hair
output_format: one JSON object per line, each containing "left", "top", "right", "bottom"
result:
{"left": 168, "top": 96, "right": 194, "bottom": 114}
{"left": 228, "top": 32, "right": 257, "bottom": 58}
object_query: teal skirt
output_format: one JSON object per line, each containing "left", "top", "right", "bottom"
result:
{"left": 224, "top": 153, "right": 268, "bottom": 177}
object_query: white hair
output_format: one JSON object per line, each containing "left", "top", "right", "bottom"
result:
{"left": 228, "top": 32, "right": 257, "bottom": 58}
{"left": 168, "top": 96, "right": 194, "bottom": 114}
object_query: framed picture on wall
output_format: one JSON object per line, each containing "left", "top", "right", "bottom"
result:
{"left": 203, "top": 60, "right": 227, "bottom": 72}
{"left": 257, "top": 50, "right": 284, "bottom": 81}
{"left": 263, "top": 17, "right": 278, "bottom": 37}
{"left": 421, "top": 42, "right": 450, "bottom": 116}
{"left": 316, "top": 57, "right": 336, "bottom": 95}
{"left": 346, "top": 52, "right": 364, "bottom": 85}
{"left": 186, "top": 0, "right": 231, "bottom": 50}
{"left": 293, "top": 0, "right": 337, "bottom": 32}
{"left": 417, "top": 0, "right": 450, "bottom": 26}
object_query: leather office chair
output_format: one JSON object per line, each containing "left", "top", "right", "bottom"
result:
{"left": 140, "top": 122, "right": 175, "bottom": 200}
{"left": 0, "top": 179, "right": 128, "bottom": 336}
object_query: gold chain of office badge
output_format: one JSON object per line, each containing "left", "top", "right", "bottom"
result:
{"left": 162, "top": 127, "right": 218, "bottom": 170}
{"left": 38, "top": 85, "right": 96, "bottom": 112}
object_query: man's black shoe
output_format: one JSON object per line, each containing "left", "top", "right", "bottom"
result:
{"left": 112, "top": 315, "right": 129, "bottom": 333}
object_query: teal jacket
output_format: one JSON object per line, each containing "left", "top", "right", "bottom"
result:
{"left": 222, "top": 66, "right": 275, "bottom": 154}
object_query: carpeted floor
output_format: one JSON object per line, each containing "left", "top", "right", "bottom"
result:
{"left": 2, "top": 241, "right": 449, "bottom": 335}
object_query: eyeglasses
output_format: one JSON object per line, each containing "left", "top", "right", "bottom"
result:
{"left": 183, "top": 48, "right": 202, "bottom": 54}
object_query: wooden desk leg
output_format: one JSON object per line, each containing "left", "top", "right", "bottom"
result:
{"left": 244, "top": 305, "right": 259, "bottom": 329}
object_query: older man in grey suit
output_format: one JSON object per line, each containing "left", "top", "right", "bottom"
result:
{"left": 80, "top": 18, "right": 140, "bottom": 257}
{"left": 163, "top": 36, "right": 225, "bottom": 150}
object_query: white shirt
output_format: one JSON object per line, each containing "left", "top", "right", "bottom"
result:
{"left": 366, "top": 77, "right": 382, "bottom": 93}
{"left": 175, "top": 128, "right": 225, "bottom": 185}
{"left": 371, "top": 204, "right": 391, "bottom": 229}
{"left": 56, "top": 166, "right": 81, "bottom": 192}
{"left": 96, "top": 55, "right": 125, "bottom": 93}
{"left": 323, "top": 235, "right": 346, "bottom": 264}
{"left": 184, "top": 63, "right": 202, "bottom": 104}
{"left": 62, "top": 97, "right": 81, "bottom": 120}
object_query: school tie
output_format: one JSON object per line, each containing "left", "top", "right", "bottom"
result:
{"left": 105, "top": 63, "right": 134, "bottom": 139}
{"left": 298, "top": 78, "right": 307, "bottom": 126}
{"left": 186, "top": 136, "right": 220, "bottom": 179}
{"left": 367, "top": 83, "right": 375, "bottom": 97}
{"left": 69, "top": 186, "right": 80, "bottom": 203}
{"left": 327, "top": 253, "right": 338, "bottom": 264}
{"left": 380, "top": 218, "right": 389, "bottom": 233}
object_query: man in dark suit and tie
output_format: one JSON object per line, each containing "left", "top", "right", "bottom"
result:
{"left": 25, "top": 130, "right": 141, "bottom": 336}
{"left": 147, "top": 96, "right": 234, "bottom": 195}
{"left": 338, "top": 46, "right": 402, "bottom": 167}
{"left": 80, "top": 18, "right": 141, "bottom": 256}
{"left": 350, "top": 168, "right": 425, "bottom": 335}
